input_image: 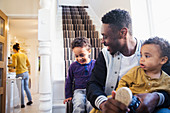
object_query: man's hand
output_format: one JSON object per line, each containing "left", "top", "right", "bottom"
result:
{"left": 99, "top": 101, "right": 106, "bottom": 110}
{"left": 101, "top": 91, "right": 129, "bottom": 113}
{"left": 135, "top": 92, "right": 159, "bottom": 113}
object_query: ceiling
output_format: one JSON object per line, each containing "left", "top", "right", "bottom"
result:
{"left": 0, "top": 0, "right": 39, "bottom": 39}
{"left": 9, "top": 18, "right": 38, "bottom": 39}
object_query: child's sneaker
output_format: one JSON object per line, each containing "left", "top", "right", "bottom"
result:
{"left": 115, "top": 87, "right": 132, "bottom": 106}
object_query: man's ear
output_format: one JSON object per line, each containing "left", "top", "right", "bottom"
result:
{"left": 120, "top": 28, "right": 128, "bottom": 39}
{"left": 160, "top": 56, "right": 168, "bottom": 65}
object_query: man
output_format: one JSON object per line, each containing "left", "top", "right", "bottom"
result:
{"left": 86, "top": 9, "right": 170, "bottom": 113}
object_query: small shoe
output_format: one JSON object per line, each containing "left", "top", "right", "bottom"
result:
{"left": 21, "top": 105, "right": 25, "bottom": 108}
{"left": 115, "top": 87, "right": 132, "bottom": 106}
{"left": 27, "top": 101, "right": 33, "bottom": 105}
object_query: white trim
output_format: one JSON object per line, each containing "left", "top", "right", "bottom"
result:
{"left": 7, "top": 14, "right": 38, "bottom": 18}
{"left": 95, "top": 95, "right": 108, "bottom": 109}
{"left": 146, "top": 0, "right": 155, "bottom": 37}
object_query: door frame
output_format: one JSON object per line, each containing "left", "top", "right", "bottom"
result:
{"left": 0, "top": 9, "right": 7, "bottom": 113}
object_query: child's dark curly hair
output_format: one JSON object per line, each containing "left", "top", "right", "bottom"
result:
{"left": 101, "top": 9, "right": 132, "bottom": 35}
{"left": 143, "top": 36, "right": 170, "bottom": 60}
{"left": 13, "top": 43, "right": 20, "bottom": 51}
{"left": 71, "top": 37, "right": 91, "bottom": 50}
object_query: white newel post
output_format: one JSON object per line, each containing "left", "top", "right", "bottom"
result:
{"left": 39, "top": 42, "right": 52, "bottom": 113}
{"left": 38, "top": 0, "right": 52, "bottom": 113}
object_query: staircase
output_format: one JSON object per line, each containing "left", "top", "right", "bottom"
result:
{"left": 52, "top": 5, "right": 102, "bottom": 113}
{"left": 62, "top": 5, "right": 102, "bottom": 77}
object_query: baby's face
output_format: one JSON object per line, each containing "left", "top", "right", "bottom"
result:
{"left": 140, "top": 44, "right": 163, "bottom": 71}
{"left": 73, "top": 47, "right": 91, "bottom": 64}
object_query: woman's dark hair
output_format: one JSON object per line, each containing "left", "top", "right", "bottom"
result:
{"left": 13, "top": 43, "right": 20, "bottom": 51}
{"left": 101, "top": 9, "right": 132, "bottom": 35}
{"left": 143, "top": 36, "right": 170, "bottom": 59}
{"left": 71, "top": 37, "right": 91, "bottom": 50}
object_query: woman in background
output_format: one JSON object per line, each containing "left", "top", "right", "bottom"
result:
{"left": 8, "top": 43, "right": 33, "bottom": 108}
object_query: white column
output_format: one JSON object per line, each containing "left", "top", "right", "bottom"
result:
{"left": 38, "top": 0, "right": 52, "bottom": 113}
{"left": 39, "top": 41, "right": 52, "bottom": 113}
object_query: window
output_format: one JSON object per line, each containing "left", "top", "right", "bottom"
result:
{"left": 150, "top": 0, "right": 170, "bottom": 41}
{"left": 130, "top": 0, "right": 170, "bottom": 42}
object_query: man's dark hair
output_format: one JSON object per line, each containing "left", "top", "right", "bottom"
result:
{"left": 71, "top": 37, "right": 91, "bottom": 50}
{"left": 143, "top": 36, "right": 170, "bottom": 59}
{"left": 101, "top": 9, "right": 132, "bottom": 35}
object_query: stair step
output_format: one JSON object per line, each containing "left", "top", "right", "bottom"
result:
{"left": 52, "top": 102, "right": 66, "bottom": 113}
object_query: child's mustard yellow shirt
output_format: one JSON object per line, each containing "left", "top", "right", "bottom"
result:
{"left": 8, "top": 53, "right": 30, "bottom": 75}
{"left": 117, "top": 66, "right": 170, "bottom": 95}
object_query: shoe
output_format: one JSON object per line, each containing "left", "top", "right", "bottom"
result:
{"left": 115, "top": 87, "right": 132, "bottom": 106}
{"left": 27, "top": 101, "right": 33, "bottom": 105}
{"left": 21, "top": 105, "right": 25, "bottom": 108}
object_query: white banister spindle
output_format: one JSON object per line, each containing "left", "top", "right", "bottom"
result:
{"left": 38, "top": 0, "right": 52, "bottom": 112}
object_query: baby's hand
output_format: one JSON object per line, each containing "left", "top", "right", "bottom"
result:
{"left": 63, "top": 97, "right": 72, "bottom": 104}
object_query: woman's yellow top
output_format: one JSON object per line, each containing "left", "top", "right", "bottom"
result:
{"left": 8, "top": 52, "right": 30, "bottom": 74}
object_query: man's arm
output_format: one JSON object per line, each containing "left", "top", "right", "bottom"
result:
{"left": 102, "top": 92, "right": 168, "bottom": 113}
{"left": 157, "top": 90, "right": 170, "bottom": 108}
{"left": 135, "top": 93, "right": 159, "bottom": 113}
{"left": 86, "top": 51, "right": 107, "bottom": 109}
{"left": 129, "top": 91, "right": 170, "bottom": 113}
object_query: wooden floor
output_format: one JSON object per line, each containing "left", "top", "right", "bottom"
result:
{"left": 20, "top": 93, "right": 40, "bottom": 113}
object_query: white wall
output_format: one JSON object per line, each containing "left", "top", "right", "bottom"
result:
{"left": 130, "top": 0, "right": 150, "bottom": 40}
{"left": 58, "top": 0, "right": 85, "bottom": 6}
{"left": 84, "top": 0, "right": 131, "bottom": 20}
{"left": 24, "top": 38, "right": 39, "bottom": 94}
{"left": 150, "top": 0, "right": 170, "bottom": 41}
{"left": 0, "top": 0, "right": 39, "bottom": 15}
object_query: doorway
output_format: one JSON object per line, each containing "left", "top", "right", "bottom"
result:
{"left": 0, "top": 10, "right": 7, "bottom": 113}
